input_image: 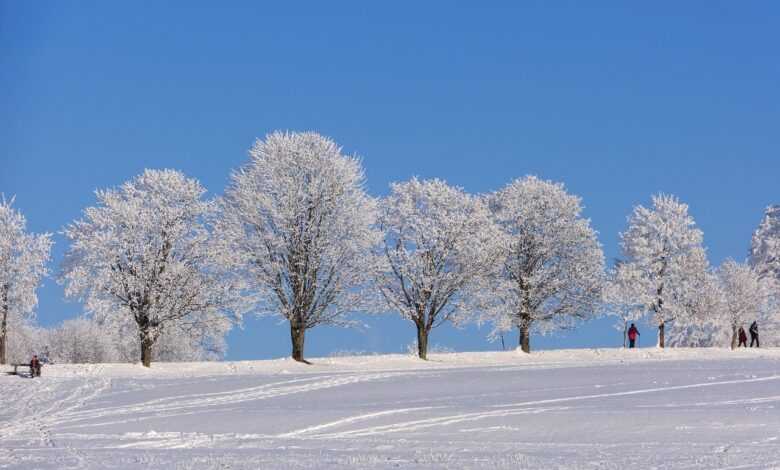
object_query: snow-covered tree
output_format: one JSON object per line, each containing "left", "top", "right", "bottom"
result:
{"left": 619, "top": 194, "right": 710, "bottom": 348}
{"left": 376, "top": 178, "right": 502, "bottom": 360}
{"left": 217, "top": 131, "right": 381, "bottom": 363}
{"left": 0, "top": 197, "right": 52, "bottom": 364}
{"left": 4, "top": 319, "right": 47, "bottom": 365}
{"left": 486, "top": 176, "right": 605, "bottom": 353}
{"left": 750, "top": 205, "right": 780, "bottom": 285}
{"left": 664, "top": 269, "right": 721, "bottom": 347}
{"left": 604, "top": 261, "right": 649, "bottom": 347}
{"left": 715, "top": 259, "right": 769, "bottom": 349}
{"left": 61, "top": 169, "right": 247, "bottom": 367}
{"left": 47, "top": 317, "right": 117, "bottom": 363}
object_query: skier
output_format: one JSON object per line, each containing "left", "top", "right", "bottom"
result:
{"left": 749, "top": 321, "right": 759, "bottom": 348}
{"left": 29, "top": 354, "right": 41, "bottom": 378}
{"left": 738, "top": 326, "right": 748, "bottom": 348}
{"left": 627, "top": 323, "right": 640, "bottom": 348}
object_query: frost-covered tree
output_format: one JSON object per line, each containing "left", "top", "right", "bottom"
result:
{"left": 4, "top": 320, "right": 47, "bottom": 365}
{"left": 376, "top": 178, "right": 502, "bottom": 360}
{"left": 217, "top": 131, "right": 381, "bottom": 363}
{"left": 0, "top": 197, "right": 52, "bottom": 364}
{"left": 715, "top": 259, "right": 769, "bottom": 349}
{"left": 619, "top": 194, "right": 710, "bottom": 348}
{"left": 486, "top": 176, "right": 604, "bottom": 353}
{"left": 750, "top": 205, "right": 780, "bottom": 285}
{"left": 604, "top": 261, "right": 649, "bottom": 347}
{"left": 61, "top": 169, "right": 247, "bottom": 367}
{"left": 664, "top": 268, "right": 721, "bottom": 347}
{"left": 48, "top": 317, "right": 117, "bottom": 363}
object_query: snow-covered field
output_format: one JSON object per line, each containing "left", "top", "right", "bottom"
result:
{"left": 2, "top": 348, "right": 780, "bottom": 469}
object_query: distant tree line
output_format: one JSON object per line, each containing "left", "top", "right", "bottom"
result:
{"left": 2, "top": 131, "right": 779, "bottom": 366}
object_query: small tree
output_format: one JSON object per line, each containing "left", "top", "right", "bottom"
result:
{"left": 376, "top": 178, "right": 501, "bottom": 360}
{"left": 619, "top": 194, "right": 709, "bottom": 348}
{"left": 217, "top": 131, "right": 381, "bottom": 363}
{"left": 487, "top": 176, "right": 605, "bottom": 353}
{"left": 48, "top": 318, "right": 117, "bottom": 363}
{"left": 0, "top": 197, "right": 52, "bottom": 364}
{"left": 61, "top": 169, "right": 247, "bottom": 367}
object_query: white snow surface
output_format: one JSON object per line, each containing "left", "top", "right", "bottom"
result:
{"left": 3, "top": 348, "right": 780, "bottom": 469}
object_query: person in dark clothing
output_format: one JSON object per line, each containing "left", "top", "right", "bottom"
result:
{"left": 749, "top": 321, "right": 759, "bottom": 348}
{"left": 29, "top": 354, "right": 41, "bottom": 377}
{"left": 628, "top": 323, "right": 640, "bottom": 348}
{"left": 738, "top": 327, "right": 748, "bottom": 348}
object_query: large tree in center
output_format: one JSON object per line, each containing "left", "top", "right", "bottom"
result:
{"left": 375, "top": 178, "right": 501, "bottom": 360}
{"left": 0, "top": 197, "right": 52, "bottom": 364}
{"left": 61, "top": 169, "right": 246, "bottom": 367}
{"left": 487, "top": 176, "right": 605, "bottom": 353}
{"left": 217, "top": 131, "right": 380, "bottom": 363}
{"left": 619, "top": 194, "right": 709, "bottom": 348}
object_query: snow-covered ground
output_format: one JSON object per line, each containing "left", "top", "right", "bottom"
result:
{"left": 2, "top": 348, "right": 780, "bottom": 469}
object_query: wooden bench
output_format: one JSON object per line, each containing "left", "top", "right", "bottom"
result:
{"left": 7, "top": 363, "right": 39, "bottom": 376}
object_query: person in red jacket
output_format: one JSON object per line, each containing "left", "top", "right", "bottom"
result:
{"left": 627, "top": 323, "right": 640, "bottom": 348}
{"left": 738, "top": 327, "right": 748, "bottom": 348}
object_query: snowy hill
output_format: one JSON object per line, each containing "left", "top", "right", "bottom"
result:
{"left": 3, "top": 348, "right": 780, "bottom": 469}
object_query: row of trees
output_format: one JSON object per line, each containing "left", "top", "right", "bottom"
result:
{"left": 2, "top": 131, "right": 779, "bottom": 366}
{"left": 605, "top": 198, "right": 777, "bottom": 349}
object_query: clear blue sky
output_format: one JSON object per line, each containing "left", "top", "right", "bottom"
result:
{"left": 2, "top": 1, "right": 778, "bottom": 359}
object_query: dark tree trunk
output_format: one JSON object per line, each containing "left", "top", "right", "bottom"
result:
{"left": 0, "top": 289, "right": 7, "bottom": 365}
{"left": 655, "top": 284, "right": 665, "bottom": 348}
{"left": 140, "top": 335, "right": 154, "bottom": 367}
{"left": 519, "top": 323, "right": 531, "bottom": 353}
{"left": 135, "top": 306, "right": 156, "bottom": 367}
{"left": 0, "top": 311, "right": 7, "bottom": 365}
{"left": 416, "top": 323, "right": 429, "bottom": 360}
{"left": 517, "top": 307, "right": 532, "bottom": 353}
{"left": 0, "top": 327, "right": 6, "bottom": 366}
{"left": 291, "top": 322, "right": 309, "bottom": 364}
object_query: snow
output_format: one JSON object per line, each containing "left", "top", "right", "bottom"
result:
{"left": 3, "top": 348, "right": 780, "bottom": 469}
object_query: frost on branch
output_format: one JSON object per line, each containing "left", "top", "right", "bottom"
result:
{"left": 61, "top": 170, "right": 246, "bottom": 367}
{"left": 751, "top": 205, "right": 780, "bottom": 287}
{"left": 485, "top": 176, "right": 605, "bottom": 353}
{"left": 0, "top": 196, "right": 52, "bottom": 364}
{"left": 375, "top": 178, "right": 502, "bottom": 360}
{"left": 217, "top": 131, "right": 381, "bottom": 363}
{"left": 619, "top": 194, "right": 710, "bottom": 348}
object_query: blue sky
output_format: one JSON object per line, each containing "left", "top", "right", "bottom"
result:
{"left": 2, "top": 1, "right": 779, "bottom": 359}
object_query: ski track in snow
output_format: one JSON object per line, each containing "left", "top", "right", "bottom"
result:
{"left": 3, "top": 349, "right": 780, "bottom": 469}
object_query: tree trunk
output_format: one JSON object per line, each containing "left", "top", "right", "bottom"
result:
{"left": 416, "top": 323, "right": 429, "bottom": 360}
{"left": 0, "top": 290, "right": 7, "bottom": 365}
{"left": 658, "top": 321, "right": 665, "bottom": 348}
{"left": 519, "top": 323, "right": 531, "bottom": 353}
{"left": 730, "top": 326, "right": 738, "bottom": 350}
{"left": 140, "top": 335, "right": 154, "bottom": 367}
{"left": 0, "top": 329, "right": 6, "bottom": 366}
{"left": 0, "top": 308, "right": 7, "bottom": 365}
{"left": 290, "top": 322, "right": 309, "bottom": 364}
